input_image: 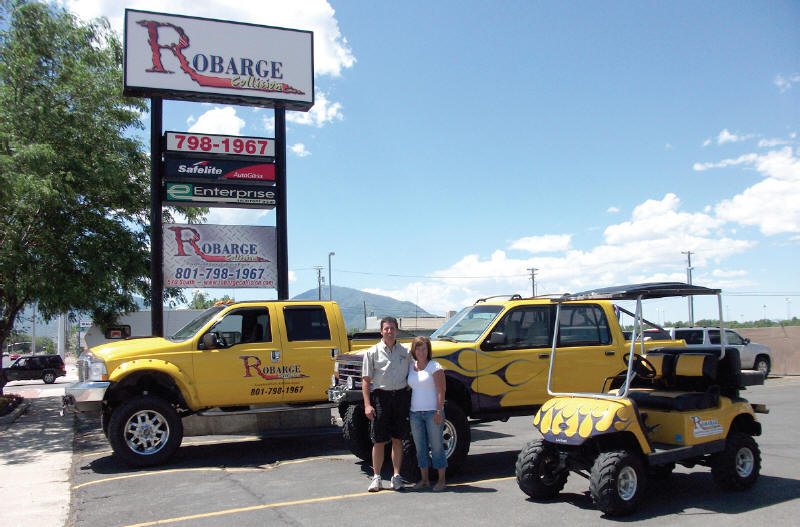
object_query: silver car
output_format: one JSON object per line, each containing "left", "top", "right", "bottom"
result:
{"left": 669, "top": 327, "right": 771, "bottom": 376}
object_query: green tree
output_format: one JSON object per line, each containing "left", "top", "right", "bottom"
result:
{"left": 188, "top": 290, "right": 234, "bottom": 309}
{"left": 0, "top": 2, "right": 202, "bottom": 392}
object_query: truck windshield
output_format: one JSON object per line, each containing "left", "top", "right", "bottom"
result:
{"left": 430, "top": 305, "right": 503, "bottom": 342}
{"left": 168, "top": 306, "right": 225, "bottom": 341}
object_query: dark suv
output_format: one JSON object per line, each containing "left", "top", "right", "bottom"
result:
{"left": 3, "top": 354, "right": 66, "bottom": 384}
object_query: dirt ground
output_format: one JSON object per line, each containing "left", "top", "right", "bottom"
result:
{"left": 739, "top": 326, "right": 800, "bottom": 376}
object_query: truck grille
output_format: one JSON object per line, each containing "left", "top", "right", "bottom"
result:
{"left": 76, "top": 357, "right": 90, "bottom": 382}
{"left": 336, "top": 359, "right": 363, "bottom": 388}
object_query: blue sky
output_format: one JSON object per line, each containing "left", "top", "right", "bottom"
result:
{"left": 65, "top": 0, "right": 799, "bottom": 323}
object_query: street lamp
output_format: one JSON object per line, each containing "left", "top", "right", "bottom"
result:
{"left": 328, "top": 252, "right": 335, "bottom": 300}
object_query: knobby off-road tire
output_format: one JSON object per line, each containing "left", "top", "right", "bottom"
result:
{"left": 711, "top": 432, "right": 761, "bottom": 490}
{"left": 400, "top": 400, "right": 471, "bottom": 478}
{"left": 515, "top": 439, "right": 568, "bottom": 499}
{"left": 42, "top": 371, "right": 56, "bottom": 384}
{"left": 108, "top": 395, "right": 183, "bottom": 467}
{"left": 342, "top": 403, "right": 373, "bottom": 462}
{"left": 590, "top": 450, "right": 646, "bottom": 516}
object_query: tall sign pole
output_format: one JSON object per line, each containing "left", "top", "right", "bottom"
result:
{"left": 150, "top": 97, "right": 164, "bottom": 337}
{"left": 275, "top": 107, "right": 289, "bottom": 300}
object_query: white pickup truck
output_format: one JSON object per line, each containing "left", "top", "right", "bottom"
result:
{"left": 668, "top": 327, "right": 772, "bottom": 376}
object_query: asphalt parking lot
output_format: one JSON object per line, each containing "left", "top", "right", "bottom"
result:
{"left": 68, "top": 377, "right": 800, "bottom": 527}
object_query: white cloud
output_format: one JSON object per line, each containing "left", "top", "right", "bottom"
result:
{"left": 758, "top": 137, "right": 792, "bottom": 148}
{"left": 714, "top": 147, "right": 800, "bottom": 235}
{"left": 286, "top": 91, "right": 343, "bottom": 127}
{"left": 607, "top": 206, "right": 620, "bottom": 214}
{"left": 290, "top": 143, "right": 311, "bottom": 157}
{"left": 64, "top": 0, "right": 355, "bottom": 78}
{"left": 604, "top": 194, "right": 722, "bottom": 244}
{"left": 509, "top": 234, "right": 572, "bottom": 253}
{"left": 693, "top": 153, "right": 758, "bottom": 171}
{"left": 774, "top": 73, "right": 800, "bottom": 93}
{"left": 188, "top": 106, "right": 246, "bottom": 135}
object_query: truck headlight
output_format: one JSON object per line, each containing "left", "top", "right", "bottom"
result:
{"left": 80, "top": 351, "right": 108, "bottom": 381}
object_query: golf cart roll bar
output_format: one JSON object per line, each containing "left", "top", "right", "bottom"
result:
{"left": 545, "top": 282, "right": 726, "bottom": 400}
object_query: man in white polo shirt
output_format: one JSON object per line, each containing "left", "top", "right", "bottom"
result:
{"left": 362, "top": 316, "right": 411, "bottom": 492}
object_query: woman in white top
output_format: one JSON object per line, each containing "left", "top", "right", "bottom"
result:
{"left": 407, "top": 336, "right": 447, "bottom": 491}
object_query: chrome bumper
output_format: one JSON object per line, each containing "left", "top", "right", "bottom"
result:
{"left": 61, "top": 381, "right": 110, "bottom": 414}
{"left": 327, "top": 385, "right": 362, "bottom": 404}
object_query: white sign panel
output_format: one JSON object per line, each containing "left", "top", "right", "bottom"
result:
{"left": 163, "top": 224, "right": 277, "bottom": 288}
{"left": 124, "top": 10, "right": 314, "bottom": 110}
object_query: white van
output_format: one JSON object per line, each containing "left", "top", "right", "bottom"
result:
{"left": 668, "top": 327, "right": 771, "bottom": 376}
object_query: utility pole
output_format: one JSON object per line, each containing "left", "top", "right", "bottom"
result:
{"left": 527, "top": 267, "right": 538, "bottom": 297}
{"left": 328, "top": 251, "right": 335, "bottom": 301}
{"left": 681, "top": 251, "right": 694, "bottom": 325}
{"left": 314, "top": 266, "right": 324, "bottom": 300}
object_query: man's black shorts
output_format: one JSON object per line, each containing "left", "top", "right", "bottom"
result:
{"left": 370, "top": 388, "right": 411, "bottom": 443}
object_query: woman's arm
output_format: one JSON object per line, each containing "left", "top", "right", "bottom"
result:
{"left": 434, "top": 368, "right": 446, "bottom": 424}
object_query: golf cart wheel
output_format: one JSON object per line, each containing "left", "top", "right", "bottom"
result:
{"left": 107, "top": 395, "right": 183, "bottom": 467}
{"left": 516, "top": 439, "right": 568, "bottom": 499}
{"left": 754, "top": 356, "right": 770, "bottom": 378}
{"left": 590, "top": 450, "right": 646, "bottom": 516}
{"left": 711, "top": 432, "right": 760, "bottom": 490}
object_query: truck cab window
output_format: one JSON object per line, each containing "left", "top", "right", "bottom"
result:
{"left": 284, "top": 306, "right": 331, "bottom": 341}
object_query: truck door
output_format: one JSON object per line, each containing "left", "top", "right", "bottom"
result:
{"left": 476, "top": 305, "right": 553, "bottom": 410}
{"left": 195, "top": 306, "right": 286, "bottom": 407}
{"left": 550, "top": 304, "right": 620, "bottom": 394}
{"left": 277, "top": 305, "right": 338, "bottom": 403}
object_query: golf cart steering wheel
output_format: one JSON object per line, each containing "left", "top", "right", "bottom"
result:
{"left": 623, "top": 354, "right": 657, "bottom": 379}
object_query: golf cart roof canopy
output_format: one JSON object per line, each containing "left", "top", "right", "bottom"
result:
{"left": 561, "top": 282, "right": 721, "bottom": 302}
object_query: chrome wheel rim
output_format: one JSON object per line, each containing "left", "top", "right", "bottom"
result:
{"left": 124, "top": 409, "right": 170, "bottom": 455}
{"left": 618, "top": 465, "right": 638, "bottom": 501}
{"left": 735, "top": 447, "right": 755, "bottom": 478}
{"left": 442, "top": 418, "right": 457, "bottom": 459}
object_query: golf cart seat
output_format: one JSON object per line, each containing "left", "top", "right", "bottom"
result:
{"left": 627, "top": 346, "right": 746, "bottom": 411}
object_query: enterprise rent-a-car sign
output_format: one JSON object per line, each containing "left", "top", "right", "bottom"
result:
{"left": 124, "top": 10, "right": 313, "bottom": 109}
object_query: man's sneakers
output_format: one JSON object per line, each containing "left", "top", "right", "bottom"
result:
{"left": 391, "top": 474, "right": 404, "bottom": 490}
{"left": 368, "top": 475, "right": 382, "bottom": 492}
{"left": 369, "top": 474, "right": 404, "bottom": 492}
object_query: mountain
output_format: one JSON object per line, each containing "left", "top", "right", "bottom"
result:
{"left": 292, "top": 285, "right": 434, "bottom": 331}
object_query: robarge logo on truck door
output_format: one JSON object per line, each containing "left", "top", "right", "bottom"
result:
{"left": 240, "top": 356, "right": 308, "bottom": 380}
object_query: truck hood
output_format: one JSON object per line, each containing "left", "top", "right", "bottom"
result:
{"left": 90, "top": 337, "right": 187, "bottom": 362}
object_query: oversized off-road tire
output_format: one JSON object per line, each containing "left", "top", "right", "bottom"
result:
{"left": 754, "top": 356, "right": 771, "bottom": 378}
{"left": 515, "top": 439, "right": 568, "bottom": 499}
{"left": 711, "top": 432, "right": 760, "bottom": 490}
{"left": 342, "top": 403, "right": 373, "bottom": 462}
{"left": 590, "top": 450, "right": 646, "bottom": 516}
{"left": 42, "top": 371, "right": 56, "bottom": 384}
{"left": 108, "top": 395, "right": 183, "bottom": 467}
{"left": 400, "top": 400, "right": 470, "bottom": 477}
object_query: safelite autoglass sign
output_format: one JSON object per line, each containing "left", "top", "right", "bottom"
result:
{"left": 165, "top": 157, "right": 276, "bottom": 182}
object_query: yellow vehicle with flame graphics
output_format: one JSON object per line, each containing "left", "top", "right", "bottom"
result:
{"left": 64, "top": 300, "right": 364, "bottom": 467}
{"left": 328, "top": 292, "right": 685, "bottom": 475}
{"left": 515, "top": 283, "right": 767, "bottom": 516}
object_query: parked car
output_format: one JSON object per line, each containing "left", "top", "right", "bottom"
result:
{"left": 668, "top": 327, "right": 772, "bottom": 376}
{"left": 2, "top": 354, "right": 66, "bottom": 384}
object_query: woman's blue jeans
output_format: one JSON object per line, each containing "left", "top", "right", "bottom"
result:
{"left": 410, "top": 410, "right": 448, "bottom": 470}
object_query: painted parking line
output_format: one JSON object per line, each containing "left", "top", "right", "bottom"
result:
{"left": 72, "top": 455, "right": 352, "bottom": 490}
{"left": 122, "top": 476, "right": 516, "bottom": 527}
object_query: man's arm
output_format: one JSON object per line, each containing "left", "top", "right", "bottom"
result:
{"left": 362, "top": 350, "right": 375, "bottom": 420}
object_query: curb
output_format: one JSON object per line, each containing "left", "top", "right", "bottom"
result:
{"left": 0, "top": 398, "right": 30, "bottom": 425}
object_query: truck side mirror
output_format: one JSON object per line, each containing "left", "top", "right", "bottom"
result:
{"left": 202, "top": 333, "right": 219, "bottom": 350}
{"left": 485, "top": 332, "right": 506, "bottom": 349}
{"left": 744, "top": 337, "right": 751, "bottom": 345}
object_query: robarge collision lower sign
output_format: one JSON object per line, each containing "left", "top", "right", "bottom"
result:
{"left": 163, "top": 224, "right": 276, "bottom": 288}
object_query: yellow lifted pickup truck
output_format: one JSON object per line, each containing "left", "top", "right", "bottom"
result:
{"left": 64, "top": 300, "right": 365, "bottom": 467}
{"left": 328, "top": 291, "right": 687, "bottom": 475}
